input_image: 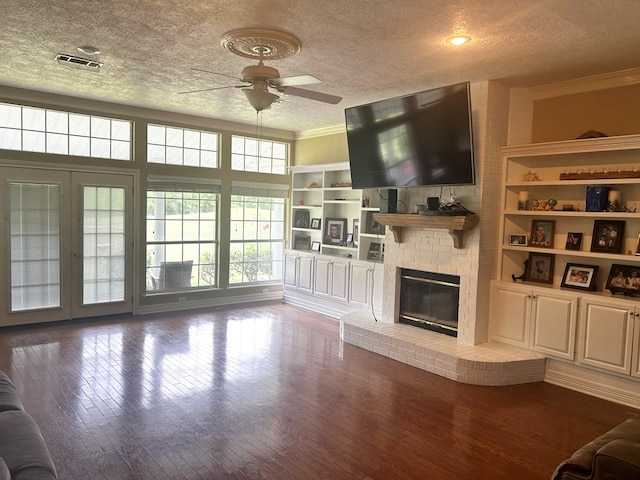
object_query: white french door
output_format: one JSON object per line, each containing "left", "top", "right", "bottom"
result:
{"left": 1, "top": 167, "right": 134, "bottom": 326}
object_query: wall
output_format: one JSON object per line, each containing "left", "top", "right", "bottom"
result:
{"left": 532, "top": 84, "right": 640, "bottom": 142}
{"left": 294, "top": 132, "right": 348, "bottom": 166}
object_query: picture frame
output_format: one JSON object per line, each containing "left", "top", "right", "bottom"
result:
{"left": 529, "top": 219, "right": 555, "bottom": 248}
{"left": 605, "top": 264, "right": 640, "bottom": 295}
{"left": 346, "top": 233, "right": 354, "bottom": 247}
{"left": 509, "top": 234, "right": 527, "bottom": 246}
{"left": 590, "top": 220, "right": 625, "bottom": 254}
{"left": 293, "top": 234, "right": 311, "bottom": 250}
{"left": 293, "top": 210, "right": 310, "bottom": 228}
{"left": 353, "top": 219, "right": 360, "bottom": 246}
{"left": 635, "top": 233, "right": 640, "bottom": 256}
{"left": 310, "top": 218, "right": 321, "bottom": 230}
{"left": 526, "top": 252, "right": 555, "bottom": 284}
{"left": 367, "top": 242, "right": 381, "bottom": 260}
{"left": 565, "top": 232, "right": 583, "bottom": 250}
{"left": 560, "top": 263, "right": 599, "bottom": 291}
{"left": 366, "top": 211, "right": 385, "bottom": 235}
{"left": 324, "top": 218, "right": 347, "bottom": 244}
{"left": 311, "top": 241, "right": 321, "bottom": 252}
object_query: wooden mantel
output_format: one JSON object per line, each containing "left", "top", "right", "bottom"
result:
{"left": 373, "top": 213, "right": 479, "bottom": 248}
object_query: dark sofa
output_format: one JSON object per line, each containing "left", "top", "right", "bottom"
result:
{"left": 552, "top": 414, "right": 640, "bottom": 480}
{"left": 0, "top": 371, "right": 57, "bottom": 480}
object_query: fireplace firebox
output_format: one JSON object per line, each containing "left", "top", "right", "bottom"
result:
{"left": 398, "top": 268, "right": 460, "bottom": 337}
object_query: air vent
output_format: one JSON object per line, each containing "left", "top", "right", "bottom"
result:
{"left": 55, "top": 53, "right": 103, "bottom": 70}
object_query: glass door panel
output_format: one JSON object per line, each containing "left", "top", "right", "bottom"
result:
{"left": 71, "top": 172, "right": 133, "bottom": 318}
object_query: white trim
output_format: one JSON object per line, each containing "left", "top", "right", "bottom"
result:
{"left": 295, "top": 123, "right": 346, "bottom": 140}
{"left": 531, "top": 68, "right": 640, "bottom": 100}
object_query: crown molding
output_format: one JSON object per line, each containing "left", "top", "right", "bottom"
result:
{"left": 295, "top": 123, "right": 346, "bottom": 140}
{"left": 531, "top": 68, "right": 640, "bottom": 100}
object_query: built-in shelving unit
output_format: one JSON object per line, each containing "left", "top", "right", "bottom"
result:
{"left": 491, "top": 134, "right": 640, "bottom": 405}
{"left": 289, "top": 162, "right": 385, "bottom": 262}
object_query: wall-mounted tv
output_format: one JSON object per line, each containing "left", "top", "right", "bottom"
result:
{"left": 345, "top": 81, "right": 475, "bottom": 189}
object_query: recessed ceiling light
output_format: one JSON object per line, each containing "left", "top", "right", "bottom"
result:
{"left": 446, "top": 35, "right": 471, "bottom": 46}
{"left": 77, "top": 45, "right": 101, "bottom": 55}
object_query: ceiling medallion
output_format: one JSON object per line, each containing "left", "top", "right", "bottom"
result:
{"left": 220, "top": 28, "right": 302, "bottom": 60}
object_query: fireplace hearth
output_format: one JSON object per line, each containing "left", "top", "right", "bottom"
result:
{"left": 398, "top": 269, "right": 460, "bottom": 337}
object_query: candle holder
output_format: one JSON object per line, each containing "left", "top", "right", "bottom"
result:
{"left": 518, "top": 200, "right": 530, "bottom": 211}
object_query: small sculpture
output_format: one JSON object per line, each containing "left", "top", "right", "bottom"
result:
{"left": 512, "top": 259, "right": 529, "bottom": 282}
{"left": 523, "top": 171, "right": 541, "bottom": 182}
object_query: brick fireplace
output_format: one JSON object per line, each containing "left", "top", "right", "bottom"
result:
{"left": 340, "top": 222, "right": 546, "bottom": 385}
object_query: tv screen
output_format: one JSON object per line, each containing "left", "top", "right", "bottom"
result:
{"left": 345, "top": 81, "right": 475, "bottom": 189}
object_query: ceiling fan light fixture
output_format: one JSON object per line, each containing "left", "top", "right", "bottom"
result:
{"left": 446, "top": 35, "right": 471, "bottom": 46}
{"left": 242, "top": 88, "right": 279, "bottom": 112}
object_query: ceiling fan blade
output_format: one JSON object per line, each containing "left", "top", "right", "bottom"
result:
{"left": 191, "top": 67, "right": 245, "bottom": 83}
{"left": 178, "top": 85, "right": 245, "bottom": 95}
{"left": 282, "top": 86, "right": 342, "bottom": 104}
{"left": 270, "top": 74, "right": 321, "bottom": 87}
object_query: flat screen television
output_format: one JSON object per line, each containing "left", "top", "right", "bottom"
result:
{"left": 345, "top": 81, "right": 475, "bottom": 189}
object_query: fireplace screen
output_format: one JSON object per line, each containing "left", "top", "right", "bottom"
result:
{"left": 399, "top": 269, "right": 460, "bottom": 337}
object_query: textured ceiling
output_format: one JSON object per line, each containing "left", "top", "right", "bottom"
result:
{"left": 2, "top": 0, "right": 640, "bottom": 134}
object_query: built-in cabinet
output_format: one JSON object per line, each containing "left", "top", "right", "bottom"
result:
{"left": 283, "top": 249, "right": 384, "bottom": 318}
{"left": 285, "top": 162, "right": 385, "bottom": 318}
{"left": 492, "top": 134, "right": 640, "bottom": 393}
{"left": 491, "top": 282, "right": 577, "bottom": 360}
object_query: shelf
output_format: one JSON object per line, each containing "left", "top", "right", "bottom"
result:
{"left": 504, "top": 210, "right": 640, "bottom": 218}
{"left": 374, "top": 213, "right": 479, "bottom": 248}
{"left": 502, "top": 244, "right": 640, "bottom": 262}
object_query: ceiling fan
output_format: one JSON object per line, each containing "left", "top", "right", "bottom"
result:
{"left": 179, "top": 28, "right": 342, "bottom": 112}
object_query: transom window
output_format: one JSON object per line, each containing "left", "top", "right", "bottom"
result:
{"left": 0, "top": 103, "right": 131, "bottom": 160}
{"left": 229, "top": 184, "right": 287, "bottom": 285}
{"left": 231, "top": 136, "right": 288, "bottom": 174}
{"left": 147, "top": 124, "right": 219, "bottom": 168}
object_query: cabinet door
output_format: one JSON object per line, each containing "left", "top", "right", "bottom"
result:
{"left": 579, "top": 298, "right": 634, "bottom": 375}
{"left": 297, "top": 255, "right": 314, "bottom": 292}
{"left": 530, "top": 290, "right": 577, "bottom": 360}
{"left": 349, "top": 263, "right": 371, "bottom": 307}
{"left": 283, "top": 252, "right": 299, "bottom": 288}
{"left": 330, "top": 260, "right": 349, "bottom": 302}
{"left": 490, "top": 284, "right": 531, "bottom": 347}
{"left": 631, "top": 315, "right": 640, "bottom": 379}
{"left": 314, "top": 257, "right": 331, "bottom": 296}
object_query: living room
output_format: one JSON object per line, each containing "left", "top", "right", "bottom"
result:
{"left": 2, "top": 2, "right": 640, "bottom": 479}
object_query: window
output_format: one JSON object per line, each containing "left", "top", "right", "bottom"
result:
{"left": 0, "top": 103, "right": 131, "bottom": 160}
{"left": 229, "top": 183, "right": 287, "bottom": 285}
{"left": 146, "top": 179, "right": 220, "bottom": 292}
{"left": 147, "top": 124, "right": 219, "bottom": 168}
{"left": 231, "top": 136, "right": 288, "bottom": 174}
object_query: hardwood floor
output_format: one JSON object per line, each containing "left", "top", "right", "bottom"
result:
{"left": 0, "top": 302, "right": 637, "bottom": 480}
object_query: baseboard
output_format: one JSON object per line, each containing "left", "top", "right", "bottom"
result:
{"left": 137, "top": 292, "right": 283, "bottom": 315}
{"left": 545, "top": 364, "right": 640, "bottom": 409}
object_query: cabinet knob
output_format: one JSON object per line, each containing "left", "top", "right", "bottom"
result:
{"left": 635, "top": 312, "right": 640, "bottom": 317}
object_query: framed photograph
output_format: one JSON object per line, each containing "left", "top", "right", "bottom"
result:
{"left": 635, "top": 233, "right": 640, "bottom": 256}
{"left": 605, "top": 264, "right": 640, "bottom": 295}
{"left": 310, "top": 218, "right": 321, "bottom": 230}
{"left": 529, "top": 219, "right": 555, "bottom": 248}
{"left": 346, "top": 233, "right": 354, "bottom": 247}
{"left": 565, "top": 232, "right": 583, "bottom": 250}
{"left": 560, "top": 263, "right": 599, "bottom": 291}
{"left": 509, "top": 234, "right": 527, "bottom": 246}
{"left": 311, "top": 241, "right": 321, "bottom": 252}
{"left": 293, "top": 210, "right": 310, "bottom": 228}
{"left": 590, "top": 220, "right": 625, "bottom": 253}
{"left": 293, "top": 234, "right": 310, "bottom": 250}
{"left": 526, "top": 252, "right": 555, "bottom": 284}
{"left": 324, "top": 218, "right": 347, "bottom": 244}
{"left": 366, "top": 211, "right": 385, "bottom": 235}
{"left": 367, "top": 242, "right": 381, "bottom": 260}
{"left": 353, "top": 219, "right": 360, "bottom": 246}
